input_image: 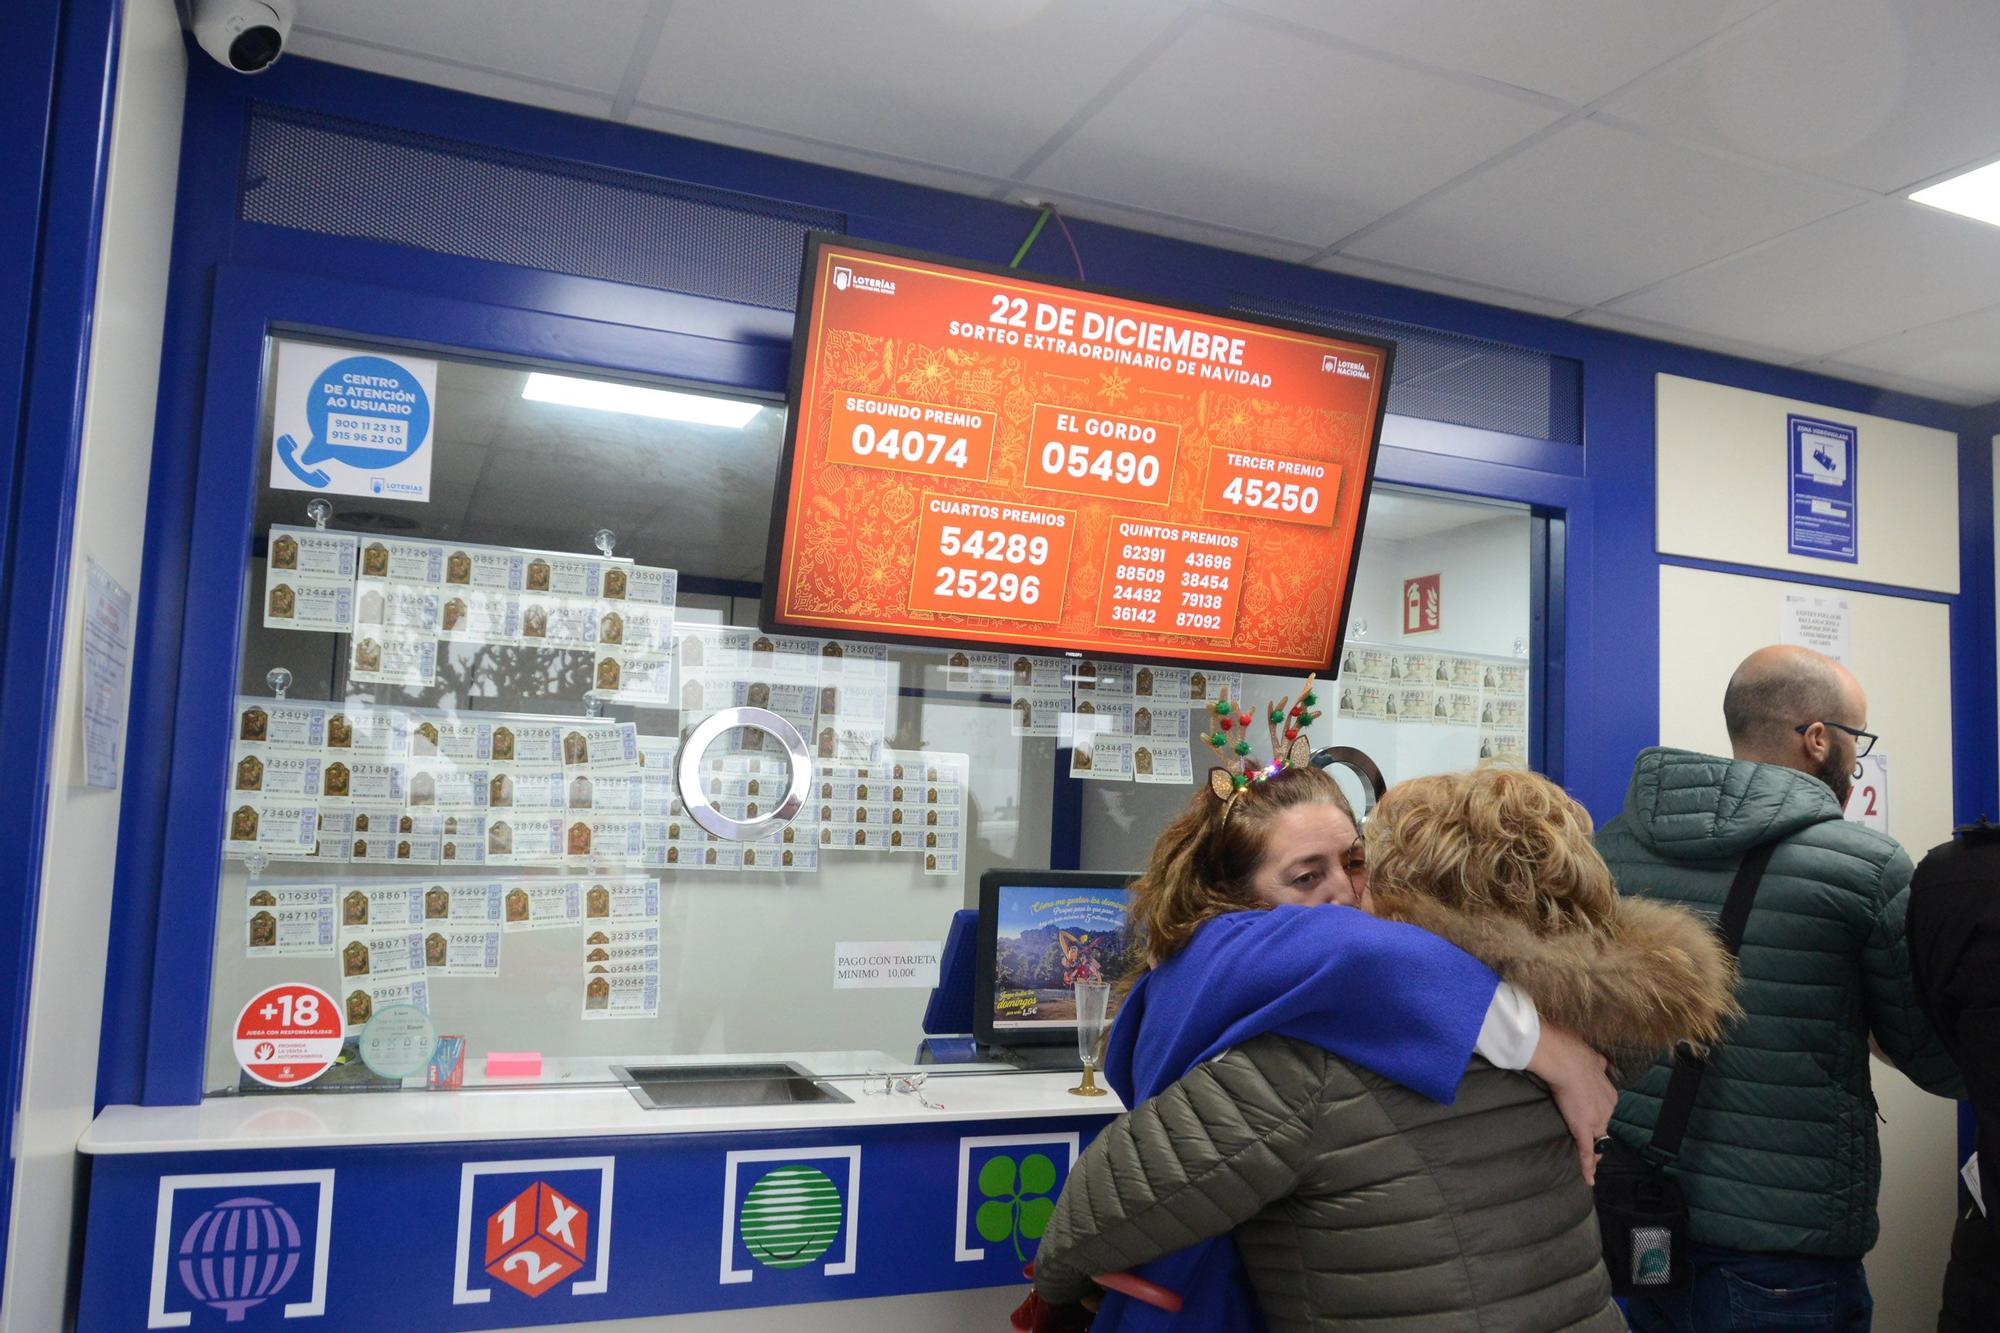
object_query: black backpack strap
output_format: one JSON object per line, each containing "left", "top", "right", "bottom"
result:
{"left": 1645, "top": 839, "right": 1779, "bottom": 1165}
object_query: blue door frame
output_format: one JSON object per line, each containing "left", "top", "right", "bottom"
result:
{"left": 97, "top": 53, "right": 1999, "bottom": 1118}
{"left": 0, "top": 0, "right": 125, "bottom": 1308}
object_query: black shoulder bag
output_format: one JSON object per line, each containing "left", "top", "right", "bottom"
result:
{"left": 1594, "top": 839, "right": 1776, "bottom": 1296}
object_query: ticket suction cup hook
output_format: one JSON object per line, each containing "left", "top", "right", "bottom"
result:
{"left": 594, "top": 528, "right": 617, "bottom": 558}
{"left": 244, "top": 853, "right": 269, "bottom": 876}
{"left": 585, "top": 696, "right": 606, "bottom": 719}
{"left": 306, "top": 499, "right": 331, "bottom": 530}
{"left": 266, "top": 667, "right": 292, "bottom": 701}
{"left": 1351, "top": 619, "right": 1369, "bottom": 640}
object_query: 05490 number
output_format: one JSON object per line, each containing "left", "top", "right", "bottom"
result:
{"left": 932, "top": 567, "right": 1041, "bottom": 605}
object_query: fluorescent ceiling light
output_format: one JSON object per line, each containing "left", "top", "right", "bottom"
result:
{"left": 522, "top": 372, "right": 762, "bottom": 428}
{"left": 1910, "top": 160, "right": 2000, "bottom": 228}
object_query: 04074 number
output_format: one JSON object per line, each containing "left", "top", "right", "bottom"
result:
{"left": 851, "top": 422, "right": 970, "bottom": 470}
{"left": 932, "top": 567, "right": 1041, "bottom": 605}
{"left": 1221, "top": 476, "right": 1318, "bottom": 514}
{"left": 938, "top": 526, "right": 1051, "bottom": 565}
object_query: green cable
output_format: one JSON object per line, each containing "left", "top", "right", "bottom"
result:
{"left": 1009, "top": 207, "right": 1052, "bottom": 269}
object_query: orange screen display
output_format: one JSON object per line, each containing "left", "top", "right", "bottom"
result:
{"left": 765, "top": 237, "right": 1394, "bottom": 673}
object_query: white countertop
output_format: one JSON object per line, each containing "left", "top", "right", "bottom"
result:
{"left": 82, "top": 1054, "right": 1125, "bottom": 1155}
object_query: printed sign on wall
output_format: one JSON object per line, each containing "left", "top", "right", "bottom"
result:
{"left": 1787, "top": 413, "right": 1858, "bottom": 563}
{"left": 1402, "top": 573, "right": 1441, "bottom": 636}
{"left": 271, "top": 341, "right": 437, "bottom": 502}
{"left": 1844, "top": 752, "right": 1888, "bottom": 834}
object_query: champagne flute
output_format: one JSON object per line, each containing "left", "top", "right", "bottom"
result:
{"left": 1071, "top": 979, "right": 1110, "bottom": 1097}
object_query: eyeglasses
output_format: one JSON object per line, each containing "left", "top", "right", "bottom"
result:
{"left": 1795, "top": 721, "right": 1878, "bottom": 758}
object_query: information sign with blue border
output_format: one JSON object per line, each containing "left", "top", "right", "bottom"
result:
{"left": 1787, "top": 413, "right": 1858, "bottom": 563}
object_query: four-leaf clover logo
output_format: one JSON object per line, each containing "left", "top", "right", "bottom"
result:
{"left": 976, "top": 1152, "right": 1058, "bottom": 1262}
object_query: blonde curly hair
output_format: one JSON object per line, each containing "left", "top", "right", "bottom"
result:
{"left": 1364, "top": 763, "right": 1737, "bottom": 1051}
{"left": 1364, "top": 763, "right": 1614, "bottom": 936}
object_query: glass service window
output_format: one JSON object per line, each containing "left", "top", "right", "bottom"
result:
{"left": 212, "top": 344, "right": 1062, "bottom": 1094}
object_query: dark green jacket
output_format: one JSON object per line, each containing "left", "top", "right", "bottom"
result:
{"left": 1598, "top": 746, "right": 1963, "bottom": 1257}
{"left": 1035, "top": 1036, "right": 1624, "bottom": 1331}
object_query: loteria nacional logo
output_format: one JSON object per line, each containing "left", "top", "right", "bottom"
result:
{"left": 453, "top": 1157, "right": 614, "bottom": 1305}
{"left": 148, "top": 1171, "right": 333, "bottom": 1327}
{"left": 831, "top": 262, "right": 896, "bottom": 297}
{"left": 1320, "top": 353, "right": 1373, "bottom": 380}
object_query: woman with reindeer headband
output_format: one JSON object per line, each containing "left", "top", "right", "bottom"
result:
{"left": 1015, "top": 680, "right": 1734, "bottom": 1333}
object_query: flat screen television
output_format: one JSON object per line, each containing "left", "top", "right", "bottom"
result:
{"left": 973, "top": 869, "right": 1136, "bottom": 1049}
{"left": 763, "top": 234, "right": 1395, "bottom": 675}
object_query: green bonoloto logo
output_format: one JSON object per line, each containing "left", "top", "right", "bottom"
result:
{"left": 740, "top": 1165, "right": 843, "bottom": 1270}
{"left": 976, "top": 1153, "right": 1058, "bottom": 1262}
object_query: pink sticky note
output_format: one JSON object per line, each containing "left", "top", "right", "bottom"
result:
{"left": 485, "top": 1051, "right": 542, "bottom": 1078}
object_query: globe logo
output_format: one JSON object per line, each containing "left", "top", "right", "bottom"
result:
{"left": 738, "top": 1165, "right": 842, "bottom": 1270}
{"left": 177, "top": 1196, "right": 303, "bottom": 1321}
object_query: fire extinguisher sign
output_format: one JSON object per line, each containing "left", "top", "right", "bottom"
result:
{"left": 1402, "top": 573, "right": 1441, "bottom": 636}
{"left": 233, "top": 982, "right": 343, "bottom": 1088}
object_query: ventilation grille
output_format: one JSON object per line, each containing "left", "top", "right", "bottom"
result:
{"left": 1235, "top": 298, "right": 1583, "bottom": 445}
{"left": 240, "top": 105, "right": 843, "bottom": 311}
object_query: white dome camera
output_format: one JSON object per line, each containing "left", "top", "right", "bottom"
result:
{"left": 189, "top": 0, "right": 294, "bottom": 74}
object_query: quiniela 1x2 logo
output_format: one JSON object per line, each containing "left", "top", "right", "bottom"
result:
{"left": 1321, "top": 354, "right": 1372, "bottom": 380}
{"left": 832, "top": 265, "right": 896, "bottom": 296}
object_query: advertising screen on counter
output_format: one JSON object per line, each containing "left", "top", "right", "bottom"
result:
{"left": 764, "top": 235, "right": 1395, "bottom": 673}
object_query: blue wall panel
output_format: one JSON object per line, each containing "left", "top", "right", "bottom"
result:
{"left": 0, "top": 0, "right": 125, "bottom": 1304}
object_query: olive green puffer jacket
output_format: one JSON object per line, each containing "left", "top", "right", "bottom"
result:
{"left": 1035, "top": 1036, "right": 1625, "bottom": 1332}
{"left": 1033, "top": 889, "right": 1736, "bottom": 1330}
{"left": 1598, "top": 746, "right": 1964, "bottom": 1258}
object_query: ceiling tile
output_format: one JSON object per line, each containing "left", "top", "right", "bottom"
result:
{"left": 622, "top": 105, "right": 1008, "bottom": 198}
{"left": 1570, "top": 308, "right": 1815, "bottom": 367}
{"left": 1020, "top": 192, "right": 1322, "bottom": 264}
{"left": 286, "top": 33, "right": 614, "bottom": 118}
{"left": 1600, "top": 0, "right": 2000, "bottom": 191}
{"left": 637, "top": 0, "right": 1196, "bottom": 177}
{"left": 1803, "top": 361, "right": 1989, "bottom": 407}
{"left": 1314, "top": 254, "right": 1584, "bottom": 320}
{"left": 1602, "top": 199, "right": 2000, "bottom": 357}
{"left": 1028, "top": 12, "right": 1564, "bottom": 246}
{"left": 293, "top": 0, "right": 651, "bottom": 95}
{"left": 1816, "top": 302, "right": 2000, "bottom": 403}
{"left": 1344, "top": 120, "right": 1863, "bottom": 305}
{"left": 1221, "top": 0, "right": 1766, "bottom": 105}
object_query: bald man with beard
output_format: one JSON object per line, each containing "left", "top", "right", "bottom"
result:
{"left": 1597, "top": 645, "right": 1962, "bottom": 1332}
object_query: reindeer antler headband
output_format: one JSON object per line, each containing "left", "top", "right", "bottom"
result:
{"left": 1202, "top": 674, "right": 1323, "bottom": 829}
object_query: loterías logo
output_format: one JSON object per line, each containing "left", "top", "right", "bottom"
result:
{"left": 829, "top": 261, "right": 896, "bottom": 297}
{"left": 148, "top": 1170, "right": 334, "bottom": 1327}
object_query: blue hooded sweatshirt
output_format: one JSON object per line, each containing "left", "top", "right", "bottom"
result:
{"left": 1086, "top": 904, "right": 1500, "bottom": 1333}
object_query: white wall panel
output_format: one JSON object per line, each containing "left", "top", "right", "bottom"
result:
{"left": 1656, "top": 373, "right": 1958, "bottom": 593}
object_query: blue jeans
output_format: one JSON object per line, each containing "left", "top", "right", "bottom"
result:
{"left": 1623, "top": 1244, "right": 1873, "bottom": 1331}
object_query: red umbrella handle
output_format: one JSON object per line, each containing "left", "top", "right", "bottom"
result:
{"left": 1094, "top": 1271, "right": 1183, "bottom": 1312}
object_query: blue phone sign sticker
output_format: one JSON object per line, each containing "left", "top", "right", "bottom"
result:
{"left": 271, "top": 343, "right": 438, "bottom": 501}
{"left": 1786, "top": 413, "right": 1857, "bottom": 563}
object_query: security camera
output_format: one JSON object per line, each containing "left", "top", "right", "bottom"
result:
{"left": 189, "top": 0, "right": 294, "bottom": 74}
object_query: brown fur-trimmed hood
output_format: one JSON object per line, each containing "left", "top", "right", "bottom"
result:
{"left": 1377, "top": 891, "right": 1738, "bottom": 1055}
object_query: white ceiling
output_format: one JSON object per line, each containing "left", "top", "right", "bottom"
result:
{"left": 285, "top": 0, "right": 2000, "bottom": 406}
